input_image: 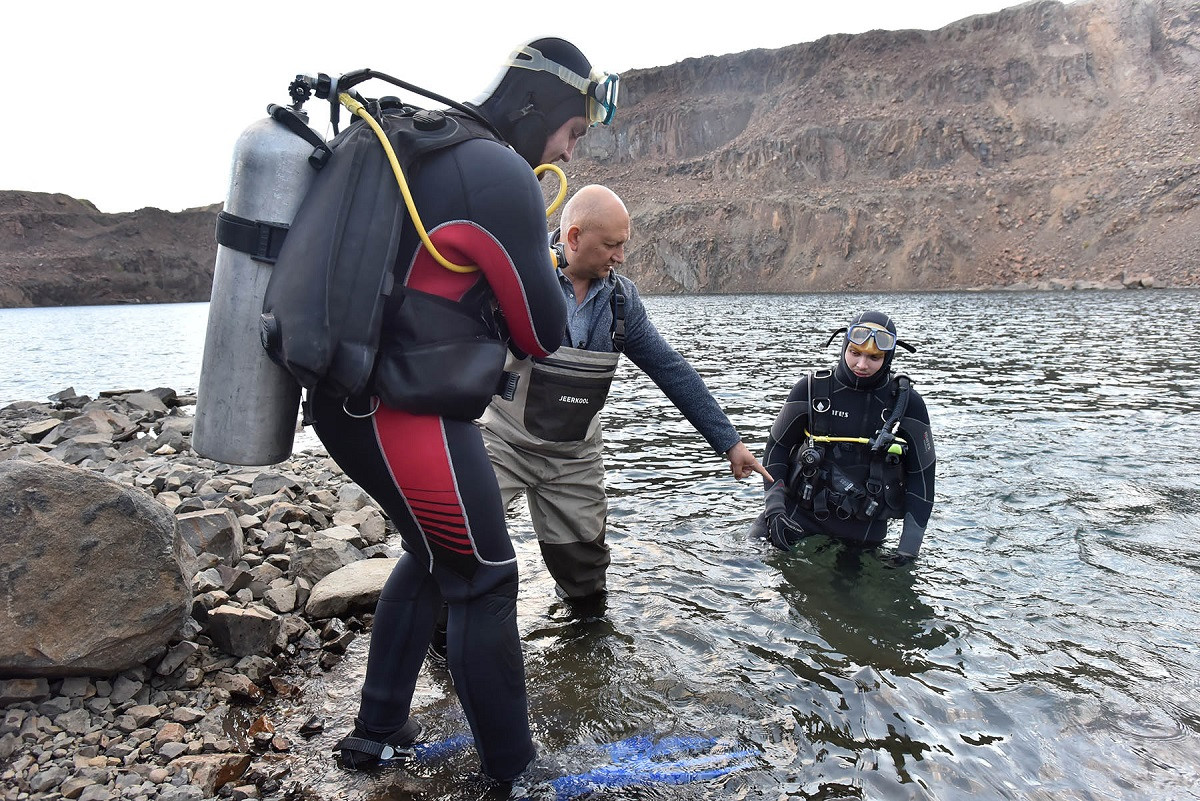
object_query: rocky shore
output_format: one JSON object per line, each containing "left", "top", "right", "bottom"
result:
{"left": 0, "top": 388, "right": 396, "bottom": 800}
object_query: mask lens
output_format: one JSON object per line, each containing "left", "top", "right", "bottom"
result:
{"left": 846, "top": 325, "right": 872, "bottom": 346}
{"left": 587, "top": 73, "right": 618, "bottom": 126}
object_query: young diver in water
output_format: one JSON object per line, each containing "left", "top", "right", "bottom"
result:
{"left": 750, "top": 310, "right": 937, "bottom": 565}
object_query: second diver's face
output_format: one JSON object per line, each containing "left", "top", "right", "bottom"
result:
{"left": 540, "top": 116, "right": 589, "bottom": 164}
{"left": 565, "top": 213, "right": 630, "bottom": 283}
{"left": 844, "top": 343, "right": 886, "bottom": 379}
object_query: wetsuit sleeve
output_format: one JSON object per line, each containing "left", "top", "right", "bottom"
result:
{"left": 440, "top": 140, "right": 565, "bottom": 358}
{"left": 619, "top": 279, "right": 741, "bottom": 455}
{"left": 895, "top": 390, "right": 936, "bottom": 556}
{"left": 762, "top": 375, "right": 810, "bottom": 518}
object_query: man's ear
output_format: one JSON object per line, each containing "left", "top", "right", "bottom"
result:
{"left": 565, "top": 224, "right": 582, "bottom": 251}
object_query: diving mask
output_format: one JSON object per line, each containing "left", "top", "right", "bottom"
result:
{"left": 846, "top": 324, "right": 897, "bottom": 352}
{"left": 507, "top": 45, "right": 619, "bottom": 126}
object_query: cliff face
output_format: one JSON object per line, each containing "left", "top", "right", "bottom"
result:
{"left": 568, "top": 0, "right": 1200, "bottom": 293}
{"left": 0, "top": 193, "right": 218, "bottom": 307}
{"left": 1, "top": 0, "right": 1197, "bottom": 307}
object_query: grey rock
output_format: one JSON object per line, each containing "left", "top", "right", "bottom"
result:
{"left": 29, "top": 765, "right": 69, "bottom": 792}
{"left": 156, "top": 641, "right": 200, "bottom": 677}
{"left": 336, "top": 482, "right": 375, "bottom": 511}
{"left": 175, "top": 508, "right": 244, "bottom": 570}
{"left": 0, "top": 461, "right": 191, "bottom": 677}
{"left": 55, "top": 707, "right": 92, "bottom": 735}
{"left": 158, "top": 786, "right": 206, "bottom": 801}
{"left": 58, "top": 676, "right": 92, "bottom": 698}
{"left": 203, "top": 606, "right": 282, "bottom": 659}
{"left": 289, "top": 537, "right": 365, "bottom": 586}
{"left": 305, "top": 558, "right": 397, "bottom": 618}
{"left": 108, "top": 675, "right": 143, "bottom": 705}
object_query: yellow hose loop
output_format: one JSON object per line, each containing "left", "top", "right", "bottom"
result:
{"left": 339, "top": 93, "right": 477, "bottom": 273}
{"left": 805, "top": 433, "right": 908, "bottom": 446}
{"left": 535, "top": 163, "right": 567, "bottom": 218}
{"left": 340, "top": 94, "right": 570, "bottom": 274}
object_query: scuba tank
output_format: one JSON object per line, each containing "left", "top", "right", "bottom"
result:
{"left": 192, "top": 99, "right": 325, "bottom": 466}
{"left": 193, "top": 70, "right": 515, "bottom": 465}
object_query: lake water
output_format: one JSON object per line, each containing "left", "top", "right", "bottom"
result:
{"left": 3, "top": 291, "right": 1199, "bottom": 800}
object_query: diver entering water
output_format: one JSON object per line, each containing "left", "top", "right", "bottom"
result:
{"left": 290, "top": 38, "right": 618, "bottom": 783}
{"left": 751, "top": 310, "right": 937, "bottom": 565}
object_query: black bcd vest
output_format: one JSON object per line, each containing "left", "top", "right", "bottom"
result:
{"left": 788, "top": 369, "right": 911, "bottom": 521}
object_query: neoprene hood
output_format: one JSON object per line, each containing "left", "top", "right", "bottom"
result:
{"left": 469, "top": 38, "right": 596, "bottom": 167}
{"left": 835, "top": 310, "right": 899, "bottom": 391}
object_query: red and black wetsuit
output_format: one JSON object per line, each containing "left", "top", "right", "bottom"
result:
{"left": 311, "top": 135, "right": 564, "bottom": 781}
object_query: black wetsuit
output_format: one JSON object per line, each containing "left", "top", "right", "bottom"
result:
{"left": 757, "top": 362, "right": 936, "bottom": 555}
{"left": 311, "top": 136, "right": 565, "bottom": 781}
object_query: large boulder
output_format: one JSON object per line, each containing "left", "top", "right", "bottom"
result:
{"left": 0, "top": 460, "right": 192, "bottom": 677}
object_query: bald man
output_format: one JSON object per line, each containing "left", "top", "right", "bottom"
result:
{"left": 474, "top": 184, "right": 769, "bottom": 613}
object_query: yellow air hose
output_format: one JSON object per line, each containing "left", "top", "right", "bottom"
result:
{"left": 805, "top": 431, "right": 907, "bottom": 456}
{"left": 340, "top": 92, "right": 566, "bottom": 273}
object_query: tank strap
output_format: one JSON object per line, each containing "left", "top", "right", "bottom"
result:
{"left": 267, "top": 103, "right": 333, "bottom": 168}
{"left": 215, "top": 211, "right": 289, "bottom": 264}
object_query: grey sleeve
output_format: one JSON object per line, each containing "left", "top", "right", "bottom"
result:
{"left": 620, "top": 279, "right": 740, "bottom": 454}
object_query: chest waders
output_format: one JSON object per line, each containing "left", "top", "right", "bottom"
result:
{"left": 482, "top": 279, "right": 626, "bottom": 450}
{"left": 787, "top": 370, "right": 912, "bottom": 522}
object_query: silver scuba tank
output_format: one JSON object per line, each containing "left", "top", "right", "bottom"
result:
{"left": 192, "top": 110, "right": 321, "bottom": 466}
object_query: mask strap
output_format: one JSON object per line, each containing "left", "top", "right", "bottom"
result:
{"left": 507, "top": 45, "right": 594, "bottom": 95}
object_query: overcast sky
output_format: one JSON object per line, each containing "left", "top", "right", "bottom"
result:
{"left": 3, "top": 0, "right": 1065, "bottom": 213}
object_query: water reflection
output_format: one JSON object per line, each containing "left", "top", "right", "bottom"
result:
{"left": 770, "top": 540, "right": 954, "bottom": 677}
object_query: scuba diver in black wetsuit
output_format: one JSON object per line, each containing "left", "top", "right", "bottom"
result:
{"left": 750, "top": 310, "right": 937, "bottom": 565}
{"left": 310, "top": 38, "right": 619, "bottom": 783}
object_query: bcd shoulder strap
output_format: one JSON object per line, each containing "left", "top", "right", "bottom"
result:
{"left": 807, "top": 369, "right": 833, "bottom": 437}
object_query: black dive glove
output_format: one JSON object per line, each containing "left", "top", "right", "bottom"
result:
{"left": 766, "top": 513, "right": 806, "bottom": 550}
{"left": 880, "top": 549, "right": 916, "bottom": 568}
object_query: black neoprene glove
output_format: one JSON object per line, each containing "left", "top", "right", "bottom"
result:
{"left": 766, "top": 513, "right": 806, "bottom": 550}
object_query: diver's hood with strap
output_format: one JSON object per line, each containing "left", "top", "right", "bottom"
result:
{"left": 469, "top": 38, "right": 606, "bottom": 167}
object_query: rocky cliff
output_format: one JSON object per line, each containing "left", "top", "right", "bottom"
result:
{"left": 1, "top": 0, "right": 1196, "bottom": 307}
{"left": 0, "top": 194, "right": 218, "bottom": 307}
{"left": 567, "top": 0, "right": 1200, "bottom": 293}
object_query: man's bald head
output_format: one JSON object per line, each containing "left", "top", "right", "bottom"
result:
{"left": 560, "top": 185, "right": 630, "bottom": 285}
{"left": 561, "top": 185, "right": 629, "bottom": 234}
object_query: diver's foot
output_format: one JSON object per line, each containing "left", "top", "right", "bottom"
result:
{"left": 334, "top": 717, "right": 423, "bottom": 770}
